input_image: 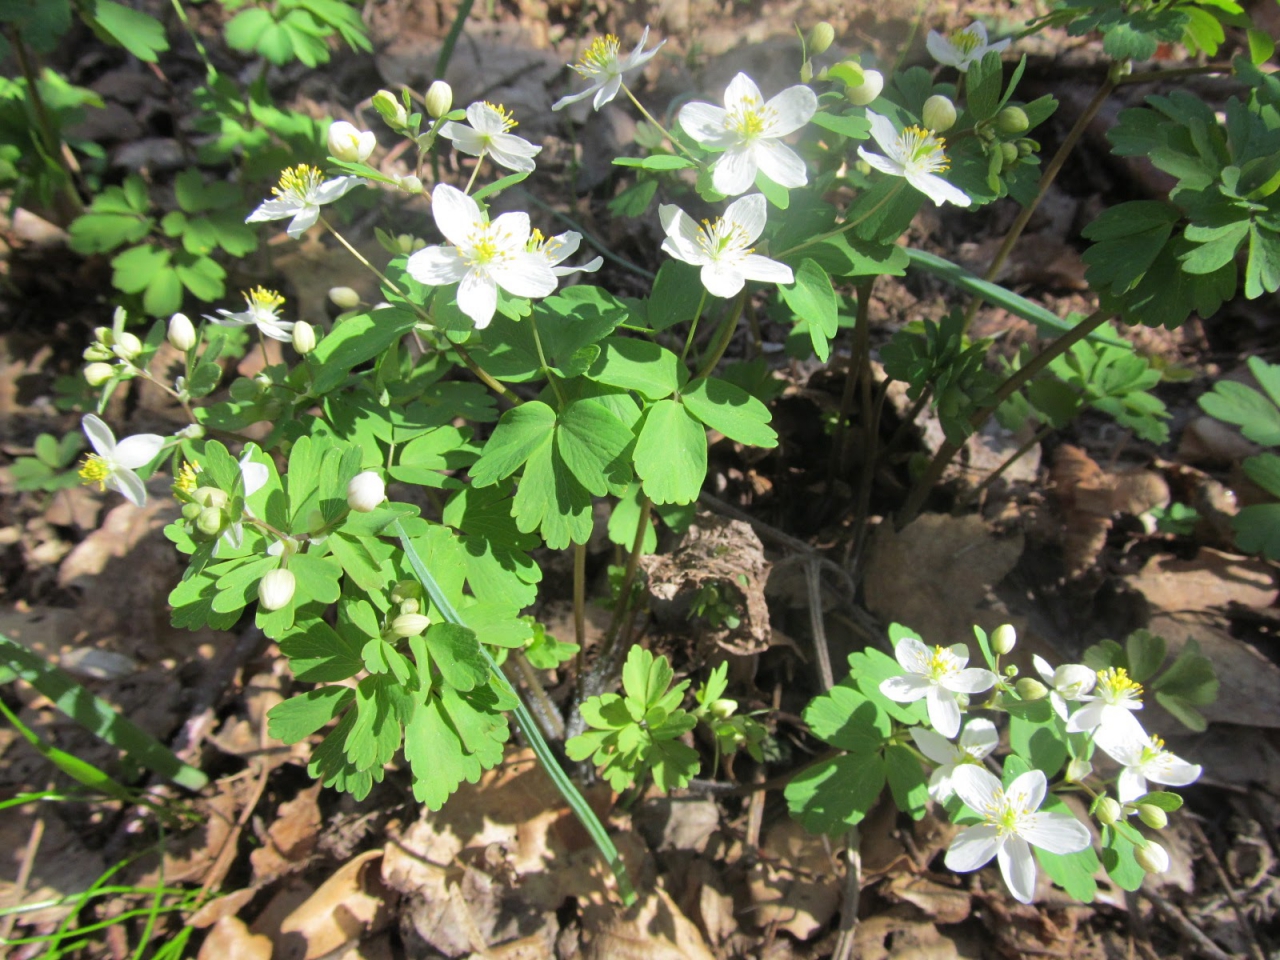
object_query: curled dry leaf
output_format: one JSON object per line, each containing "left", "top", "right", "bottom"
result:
{"left": 747, "top": 820, "right": 842, "bottom": 941}
{"left": 268, "top": 849, "right": 391, "bottom": 960}
{"left": 251, "top": 783, "right": 323, "bottom": 884}
{"left": 581, "top": 886, "right": 716, "bottom": 960}
{"left": 196, "top": 916, "right": 273, "bottom": 960}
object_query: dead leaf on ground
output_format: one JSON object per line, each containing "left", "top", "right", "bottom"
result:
{"left": 0, "top": 805, "right": 106, "bottom": 927}
{"left": 747, "top": 820, "right": 842, "bottom": 941}
{"left": 266, "top": 849, "right": 391, "bottom": 960}
{"left": 196, "top": 916, "right": 273, "bottom": 960}
{"left": 883, "top": 874, "right": 972, "bottom": 925}
{"left": 677, "top": 857, "right": 738, "bottom": 947}
{"left": 854, "top": 914, "right": 962, "bottom": 960}
{"left": 251, "top": 783, "right": 323, "bottom": 884}
{"left": 635, "top": 796, "right": 719, "bottom": 854}
{"left": 581, "top": 886, "right": 716, "bottom": 960}
{"left": 864, "top": 513, "right": 1024, "bottom": 644}
{"left": 1131, "top": 548, "right": 1277, "bottom": 613}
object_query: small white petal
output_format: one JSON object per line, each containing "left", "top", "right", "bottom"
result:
{"left": 857, "top": 147, "right": 906, "bottom": 179}
{"left": 1020, "top": 812, "right": 1092, "bottom": 855}
{"left": 894, "top": 636, "right": 932, "bottom": 673}
{"left": 761, "top": 84, "right": 818, "bottom": 137}
{"left": 82, "top": 415, "right": 118, "bottom": 457}
{"left": 911, "top": 726, "right": 962, "bottom": 765}
{"left": 950, "top": 764, "right": 1003, "bottom": 813}
{"left": 113, "top": 468, "right": 148, "bottom": 507}
{"left": 1007, "top": 769, "right": 1048, "bottom": 812}
{"left": 864, "top": 111, "right": 901, "bottom": 154}
{"left": 406, "top": 246, "right": 469, "bottom": 286}
{"left": 313, "top": 176, "right": 361, "bottom": 204}
{"left": 941, "top": 667, "right": 998, "bottom": 695}
{"left": 711, "top": 147, "right": 758, "bottom": 196}
{"left": 1065, "top": 700, "right": 1105, "bottom": 733}
{"left": 960, "top": 718, "right": 999, "bottom": 758}
{"left": 908, "top": 170, "right": 971, "bottom": 208}
{"left": 677, "top": 101, "right": 731, "bottom": 145}
{"left": 700, "top": 261, "right": 746, "bottom": 298}
{"left": 240, "top": 457, "right": 269, "bottom": 496}
{"left": 457, "top": 270, "right": 499, "bottom": 329}
{"left": 1033, "top": 655, "right": 1057, "bottom": 686}
{"left": 431, "top": 184, "right": 483, "bottom": 248}
{"left": 998, "top": 835, "right": 1038, "bottom": 903}
{"left": 112, "top": 434, "right": 166, "bottom": 470}
{"left": 723, "top": 193, "right": 768, "bottom": 241}
{"left": 246, "top": 197, "right": 303, "bottom": 223}
{"left": 1117, "top": 768, "right": 1149, "bottom": 803}
{"left": 926, "top": 686, "right": 961, "bottom": 738}
{"left": 752, "top": 139, "right": 809, "bottom": 190}
{"left": 945, "top": 825, "right": 1002, "bottom": 872}
{"left": 285, "top": 203, "right": 320, "bottom": 238}
{"left": 1146, "top": 756, "right": 1202, "bottom": 789}
{"left": 880, "top": 674, "right": 931, "bottom": 703}
{"left": 593, "top": 75, "right": 624, "bottom": 110}
{"left": 738, "top": 254, "right": 793, "bottom": 286}
{"left": 490, "top": 254, "right": 558, "bottom": 299}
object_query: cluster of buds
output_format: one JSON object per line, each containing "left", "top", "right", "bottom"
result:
{"left": 825, "top": 59, "right": 884, "bottom": 107}
{"left": 178, "top": 483, "right": 234, "bottom": 540}
{"left": 83, "top": 309, "right": 144, "bottom": 386}
{"left": 386, "top": 581, "right": 430, "bottom": 639}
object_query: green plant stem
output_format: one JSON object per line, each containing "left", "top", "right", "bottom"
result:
{"left": 959, "top": 76, "right": 1116, "bottom": 333}
{"left": 453, "top": 343, "right": 521, "bottom": 405}
{"left": 528, "top": 311, "right": 565, "bottom": 406}
{"left": 775, "top": 180, "right": 905, "bottom": 259}
{"left": 622, "top": 85, "right": 700, "bottom": 162}
{"left": 681, "top": 289, "right": 708, "bottom": 364}
{"left": 695, "top": 291, "right": 748, "bottom": 379}
{"left": 464, "top": 155, "right": 484, "bottom": 194}
{"left": 168, "top": 0, "right": 217, "bottom": 80}
{"left": 509, "top": 651, "right": 565, "bottom": 742}
{"left": 573, "top": 542, "right": 586, "bottom": 654}
{"left": 394, "top": 521, "right": 636, "bottom": 906}
{"left": 958, "top": 421, "right": 1055, "bottom": 506}
{"left": 321, "top": 216, "right": 400, "bottom": 293}
{"left": 898, "top": 309, "right": 1111, "bottom": 524}
{"left": 433, "top": 0, "right": 475, "bottom": 81}
{"left": 8, "top": 29, "right": 83, "bottom": 221}
{"left": 592, "top": 496, "right": 652, "bottom": 691}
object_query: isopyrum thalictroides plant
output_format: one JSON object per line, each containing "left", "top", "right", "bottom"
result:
{"left": 63, "top": 2, "right": 1257, "bottom": 905}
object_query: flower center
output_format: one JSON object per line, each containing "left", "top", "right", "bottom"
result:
{"left": 1139, "top": 736, "right": 1165, "bottom": 766}
{"left": 577, "top": 35, "right": 621, "bottom": 75}
{"left": 79, "top": 454, "right": 111, "bottom": 490}
{"left": 482, "top": 101, "right": 518, "bottom": 131}
{"left": 949, "top": 28, "right": 983, "bottom": 54}
{"left": 273, "top": 165, "right": 323, "bottom": 200}
{"left": 245, "top": 286, "right": 285, "bottom": 314}
{"left": 979, "top": 786, "right": 1030, "bottom": 836}
{"left": 925, "top": 644, "right": 958, "bottom": 682}
{"left": 463, "top": 222, "right": 513, "bottom": 268}
{"left": 897, "top": 125, "right": 950, "bottom": 172}
{"left": 1097, "top": 667, "right": 1143, "bottom": 705}
{"left": 698, "top": 217, "right": 753, "bottom": 259}
{"left": 173, "top": 460, "right": 201, "bottom": 497}
{"left": 726, "top": 95, "right": 773, "bottom": 140}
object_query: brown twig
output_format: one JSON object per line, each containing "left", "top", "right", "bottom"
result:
{"left": 1188, "top": 817, "right": 1266, "bottom": 960}
{"left": 0, "top": 788, "right": 50, "bottom": 943}
{"left": 1142, "top": 889, "right": 1236, "bottom": 960}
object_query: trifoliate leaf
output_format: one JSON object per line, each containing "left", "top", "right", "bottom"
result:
{"left": 470, "top": 402, "right": 557, "bottom": 487}
{"left": 884, "top": 743, "right": 929, "bottom": 820}
{"left": 785, "top": 753, "right": 886, "bottom": 835}
{"left": 778, "top": 259, "right": 839, "bottom": 362}
{"left": 279, "top": 618, "right": 365, "bottom": 682}
{"left": 681, "top": 377, "right": 777, "bottom": 448}
{"left": 555, "top": 399, "right": 634, "bottom": 496}
{"left": 586, "top": 337, "right": 684, "bottom": 400}
{"left": 512, "top": 433, "right": 593, "bottom": 549}
{"left": 634, "top": 399, "right": 706, "bottom": 505}
{"left": 802, "top": 680, "right": 890, "bottom": 753}
{"left": 426, "top": 622, "right": 487, "bottom": 692}
{"left": 1008, "top": 698, "right": 1067, "bottom": 777}
{"left": 268, "top": 685, "right": 354, "bottom": 743}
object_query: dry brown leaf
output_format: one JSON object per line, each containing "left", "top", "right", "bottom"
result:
{"left": 0, "top": 807, "right": 106, "bottom": 926}
{"left": 747, "top": 820, "right": 841, "bottom": 941}
{"left": 855, "top": 914, "right": 962, "bottom": 960}
{"left": 883, "top": 874, "right": 971, "bottom": 924}
{"left": 196, "top": 916, "right": 273, "bottom": 960}
{"left": 251, "top": 784, "right": 322, "bottom": 884}
{"left": 269, "top": 849, "right": 391, "bottom": 960}
{"left": 634, "top": 796, "right": 719, "bottom": 854}
{"left": 1132, "top": 549, "right": 1277, "bottom": 613}
{"left": 677, "top": 858, "right": 737, "bottom": 947}
{"left": 189, "top": 888, "right": 259, "bottom": 929}
{"left": 582, "top": 886, "right": 716, "bottom": 960}
{"left": 864, "top": 513, "right": 1024, "bottom": 643}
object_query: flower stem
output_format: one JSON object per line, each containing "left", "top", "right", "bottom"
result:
{"left": 464, "top": 153, "right": 485, "bottom": 194}
{"left": 775, "top": 180, "right": 905, "bottom": 259}
{"left": 528, "top": 311, "right": 565, "bottom": 407}
{"left": 695, "top": 291, "right": 748, "bottom": 379}
{"left": 680, "top": 289, "right": 708, "bottom": 364}
{"left": 622, "top": 84, "right": 701, "bottom": 162}
{"left": 8, "top": 29, "right": 83, "bottom": 222}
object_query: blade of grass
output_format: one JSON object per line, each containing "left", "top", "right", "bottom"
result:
{"left": 393, "top": 519, "right": 637, "bottom": 906}
{"left": 0, "top": 633, "right": 208, "bottom": 791}
{"left": 0, "top": 698, "right": 135, "bottom": 802}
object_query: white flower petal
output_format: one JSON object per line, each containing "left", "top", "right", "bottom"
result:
{"left": 928, "top": 766, "right": 957, "bottom": 802}
{"left": 864, "top": 111, "right": 900, "bottom": 154}
{"left": 489, "top": 211, "right": 533, "bottom": 248}
{"left": 552, "top": 87, "right": 595, "bottom": 111}
{"left": 880, "top": 674, "right": 931, "bottom": 703}
{"left": 926, "top": 686, "right": 961, "bottom": 738}
{"left": 945, "top": 824, "right": 1001, "bottom": 872}
{"left": 724, "top": 193, "right": 768, "bottom": 241}
{"left": 857, "top": 147, "right": 905, "bottom": 179}
{"left": 761, "top": 84, "right": 817, "bottom": 137}
{"left": 700, "top": 261, "right": 746, "bottom": 298}
{"left": 112, "top": 467, "right": 148, "bottom": 507}
{"left": 490, "top": 254, "right": 558, "bottom": 299}
{"left": 677, "top": 101, "right": 731, "bottom": 145}
{"left": 907, "top": 170, "right": 971, "bottom": 208}
{"left": 285, "top": 203, "right": 320, "bottom": 238}
{"left": 431, "top": 184, "right": 483, "bottom": 248}
{"left": 246, "top": 197, "right": 303, "bottom": 223}
{"left": 1056, "top": 664, "right": 1098, "bottom": 698}
{"left": 941, "top": 667, "right": 997, "bottom": 695}
{"left": 1033, "top": 655, "right": 1057, "bottom": 686}
{"left": 1065, "top": 700, "right": 1105, "bottom": 733}
{"left": 313, "top": 176, "right": 361, "bottom": 204}
{"left": 998, "top": 835, "right": 1038, "bottom": 903}
{"left": 1146, "top": 755, "right": 1202, "bottom": 789}
{"left": 240, "top": 457, "right": 269, "bottom": 496}
{"left": 752, "top": 139, "right": 808, "bottom": 190}
{"left": 1020, "top": 812, "right": 1092, "bottom": 855}
{"left": 406, "top": 246, "right": 469, "bottom": 286}
{"left": 950, "top": 764, "right": 1004, "bottom": 813}
{"left": 926, "top": 29, "right": 963, "bottom": 69}
{"left": 1117, "top": 768, "right": 1149, "bottom": 803}
{"left": 960, "top": 718, "right": 999, "bottom": 758}
{"left": 711, "top": 147, "right": 758, "bottom": 196}
{"left": 1007, "top": 769, "right": 1048, "bottom": 812}
{"left": 723, "top": 72, "right": 763, "bottom": 111}
{"left": 911, "top": 726, "right": 962, "bottom": 765}
{"left": 457, "top": 270, "right": 498, "bottom": 329}
{"left": 738, "top": 254, "right": 793, "bottom": 286}
{"left": 112, "top": 434, "right": 166, "bottom": 470}
{"left": 1093, "top": 713, "right": 1149, "bottom": 765}
{"left": 894, "top": 636, "right": 932, "bottom": 673}
{"left": 82, "top": 415, "right": 117, "bottom": 458}
{"left": 593, "top": 75, "right": 624, "bottom": 110}
{"left": 659, "top": 205, "right": 709, "bottom": 265}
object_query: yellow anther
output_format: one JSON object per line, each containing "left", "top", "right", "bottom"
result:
{"left": 273, "top": 165, "right": 323, "bottom": 198}
{"left": 578, "top": 35, "right": 621, "bottom": 72}
{"left": 1097, "top": 666, "right": 1143, "bottom": 699}
{"left": 245, "top": 287, "right": 285, "bottom": 311}
{"left": 949, "top": 28, "right": 983, "bottom": 54}
{"left": 173, "top": 461, "right": 200, "bottom": 497}
{"left": 482, "top": 101, "right": 518, "bottom": 130}
{"left": 898, "top": 125, "right": 950, "bottom": 172}
{"left": 79, "top": 454, "right": 110, "bottom": 490}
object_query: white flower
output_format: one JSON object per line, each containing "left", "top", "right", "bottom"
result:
{"left": 246, "top": 164, "right": 362, "bottom": 239}
{"left": 858, "top": 111, "right": 970, "bottom": 207}
{"left": 258, "top": 568, "right": 296, "bottom": 611}
{"left": 167, "top": 312, "right": 196, "bottom": 351}
{"left": 439, "top": 102, "right": 541, "bottom": 174}
{"left": 910, "top": 718, "right": 999, "bottom": 803}
{"left": 880, "top": 637, "right": 997, "bottom": 738}
{"left": 945, "top": 766, "right": 1092, "bottom": 904}
{"left": 1093, "top": 720, "right": 1202, "bottom": 803}
{"left": 1065, "top": 667, "right": 1144, "bottom": 735}
{"left": 658, "top": 194, "right": 793, "bottom": 298}
{"left": 219, "top": 451, "right": 269, "bottom": 554}
{"left": 327, "top": 120, "right": 376, "bottom": 163}
{"left": 677, "top": 72, "right": 817, "bottom": 196}
{"left": 347, "top": 471, "right": 386, "bottom": 512}
{"left": 1032, "top": 655, "right": 1097, "bottom": 722}
{"left": 206, "top": 287, "right": 295, "bottom": 342}
{"left": 553, "top": 27, "right": 665, "bottom": 112}
{"left": 530, "top": 229, "right": 603, "bottom": 277}
{"left": 406, "top": 184, "right": 557, "bottom": 329}
{"left": 926, "top": 22, "right": 1010, "bottom": 72}
{"left": 77, "top": 414, "right": 166, "bottom": 507}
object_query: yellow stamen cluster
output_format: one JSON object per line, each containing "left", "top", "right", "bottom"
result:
{"left": 79, "top": 454, "right": 110, "bottom": 490}
{"left": 576, "top": 35, "right": 621, "bottom": 74}
{"left": 463, "top": 223, "right": 513, "bottom": 268}
{"left": 273, "top": 165, "right": 323, "bottom": 198}
{"left": 925, "top": 644, "right": 954, "bottom": 679}
{"left": 949, "top": 28, "right": 983, "bottom": 54}
{"left": 899, "top": 125, "right": 950, "bottom": 171}
{"left": 245, "top": 287, "right": 286, "bottom": 312}
{"left": 1097, "top": 667, "right": 1143, "bottom": 700}
{"left": 173, "top": 460, "right": 201, "bottom": 497}
{"left": 726, "top": 95, "right": 773, "bottom": 139}
{"left": 697, "top": 217, "right": 753, "bottom": 258}
{"left": 483, "top": 101, "right": 518, "bottom": 130}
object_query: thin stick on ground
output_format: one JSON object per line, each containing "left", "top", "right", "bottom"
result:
{"left": 1142, "top": 888, "right": 1237, "bottom": 960}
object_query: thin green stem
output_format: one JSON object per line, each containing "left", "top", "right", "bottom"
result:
{"left": 680, "top": 288, "right": 709, "bottom": 364}
{"left": 622, "top": 84, "right": 700, "bottom": 162}
{"left": 597, "top": 497, "right": 652, "bottom": 667}
{"left": 167, "top": 0, "right": 216, "bottom": 80}
{"left": 464, "top": 154, "right": 485, "bottom": 194}
{"left": 8, "top": 29, "right": 82, "bottom": 221}
{"left": 573, "top": 542, "right": 586, "bottom": 655}
{"left": 775, "top": 180, "right": 905, "bottom": 259}
{"left": 695, "top": 291, "right": 748, "bottom": 379}
{"left": 528, "top": 311, "right": 565, "bottom": 406}
{"left": 454, "top": 343, "right": 521, "bottom": 405}
{"left": 394, "top": 521, "right": 636, "bottom": 906}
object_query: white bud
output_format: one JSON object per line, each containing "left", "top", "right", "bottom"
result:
{"left": 991, "top": 624, "right": 1017, "bottom": 655}
{"left": 372, "top": 89, "right": 407, "bottom": 127}
{"left": 922, "top": 94, "right": 957, "bottom": 133}
{"left": 346, "top": 471, "right": 385, "bottom": 512}
{"left": 1014, "top": 678, "right": 1048, "bottom": 701}
{"left": 808, "top": 21, "right": 835, "bottom": 56}
{"left": 709, "top": 698, "right": 738, "bottom": 720}
{"left": 845, "top": 68, "right": 884, "bottom": 106}
{"left": 397, "top": 174, "right": 423, "bottom": 194}
{"left": 1066, "top": 757, "right": 1093, "bottom": 783}
{"left": 425, "top": 80, "right": 453, "bottom": 119}
{"left": 391, "top": 613, "right": 431, "bottom": 638}
{"left": 291, "top": 320, "right": 317, "bottom": 355}
{"left": 1095, "top": 796, "right": 1122, "bottom": 825}
{"left": 113, "top": 331, "right": 143, "bottom": 361}
{"left": 1137, "top": 804, "right": 1168, "bottom": 830}
{"left": 167, "top": 313, "right": 197, "bottom": 351}
{"left": 1135, "top": 840, "right": 1170, "bottom": 875}
{"left": 258, "top": 568, "right": 296, "bottom": 611}
{"left": 328, "top": 286, "right": 361, "bottom": 309}
{"left": 84, "top": 362, "right": 115, "bottom": 386}
{"left": 327, "top": 120, "right": 376, "bottom": 163}
{"left": 398, "top": 598, "right": 420, "bottom": 616}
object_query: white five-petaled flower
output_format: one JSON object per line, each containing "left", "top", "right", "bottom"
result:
{"left": 206, "top": 287, "right": 296, "bottom": 342}
{"left": 880, "top": 637, "right": 997, "bottom": 738}
{"left": 677, "top": 72, "right": 817, "bottom": 196}
{"left": 553, "top": 27, "right": 666, "bottom": 112}
{"left": 405, "top": 184, "right": 557, "bottom": 330}
{"left": 439, "top": 102, "right": 542, "bottom": 174}
{"left": 1065, "top": 667, "right": 1144, "bottom": 735}
{"left": 926, "top": 21, "right": 1011, "bottom": 72}
{"left": 911, "top": 718, "right": 999, "bottom": 803}
{"left": 1093, "top": 720, "right": 1202, "bottom": 803}
{"left": 945, "top": 766, "right": 1092, "bottom": 904}
{"left": 1032, "top": 655, "right": 1098, "bottom": 722}
{"left": 658, "top": 194, "right": 793, "bottom": 298}
{"left": 529, "top": 229, "right": 603, "bottom": 277}
{"left": 77, "top": 414, "right": 167, "bottom": 508}
{"left": 246, "top": 164, "right": 362, "bottom": 239}
{"left": 859, "top": 111, "right": 971, "bottom": 208}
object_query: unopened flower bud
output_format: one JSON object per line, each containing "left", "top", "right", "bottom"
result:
{"left": 1014, "top": 677, "right": 1048, "bottom": 701}
{"left": 258, "top": 568, "right": 296, "bottom": 611}
{"left": 844, "top": 68, "right": 884, "bottom": 106}
{"left": 84, "top": 362, "right": 115, "bottom": 386}
{"left": 399, "top": 598, "right": 420, "bottom": 616}
{"left": 709, "top": 698, "right": 738, "bottom": 720}
{"left": 991, "top": 624, "right": 1017, "bottom": 655}
{"left": 181, "top": 502, "right": 202, "bottom": 521}
{"left": 1000, "top": 141, "right": 1020, "bottom": 166}
{"left": 327, "top": 120, "right": 376, "bottom": 163}
{"left": 329, "top": 286, "right": 361, "bottom": 309}
{"left": 799, "top": 60, "right": 814, "bottom": 83}
{"left": 1066, "top": 757, "right": 1093, "bottom": 783}
{"left": 922, "top": 94, "right": 957, "bottom": 133}
{"left": 193, "top": 486, "right": 229, "bottom": 509}
{"left": 996, "top": 105, "right": 1030, "bottom": 135}
{"left": 291, "top": 320, "right": 317, "bottom": 355}
{"left": 372, "top": 89, "right": 407, "bottom": 128}
{"left": 396, "top": 233, "right": 419, "bottom": 254}
{"left": 84, "top": 343, "right": 113, "bottom": 362}
{"left": 397, "top": 174, "right": 423, "bottom": 195}
{"left": 1135, "top": 840, "right": 1170, "bottom": 875}
{"left": 167, "top": 313, "right": 197, "bottom": 351}
{"left": 426, "top": 80, "right": 453, "bottom": 119}
{"left": 808, "top": 21, "right": 835, "bottom": 56}
{"left": 179, "top": 423, "right": 205, "bottom": 440}
{"left": 1096, "top": 796, "right": 1122, "bottom": 825}
{"left": 347, "top": 471, "right": 385, "bottom": 512}
{"left": 113, "top": 331, "right": 143, "bottom": 361}
{"left": 196, "top": 505, "right": 224, "bottom": 536}
{"left": 391, "top": 613, "right": 431, "bottom": 638}
{"left": 1017, "top": 138, "right": 1036, "bottom": 157}
{"left": 1137, "top": 804, "right": 1168, "bottom": 830}
{"left": 390, "top": 580, "right": 421, "bottom": 603}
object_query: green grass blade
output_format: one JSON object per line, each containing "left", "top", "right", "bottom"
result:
{"left": 0, "top": 699, "right": 134, "bottom": 802}
{"left": 393, "top": 519, "right": 637, "bottom": 905}
{"left": 0, "top": 633, "right": 208, "bottom": 791}
{"left": 905, "top": 247, "right": 1128, "bottom": 345}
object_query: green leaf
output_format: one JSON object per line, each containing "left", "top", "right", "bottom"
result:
{"left": 607, "top": 482, "right": 657, "bottom": 554}
{"left": 85, "top": 0, "right": 169, "bottom": 61}
{"left": 426, "top": 622, "right": 488, "bottom": 691}
{"left": 512, "top": 433, "right": 593, "bottom": 549}
{"left": 809, "top": 111, "right": 871, "bottom": 140}
{"left": 310, "top": 308, "right": 418, "bottom": 394}
{"left": 110, "top": 243, "right": 168, "bottom": 294}
{"left": 634, "top": 399, "right": 706, "bottom": 505}
{"left": 289, "top": 552, "right": 342, "bottom": 604}
{"left": 470, "top": 401, "right": 557, "bottom": 487}
{"left": 1082, "top": 202, "right": 1180, "bottom": 295}
{"left": 645, "top": 260, "right": 703, "bottom": 332}
{"left": 224, "top": 7, "right": 274, "bottom": 52}
{"left": 778, "top": 259, "right": 839, "bottom": 362}
{"left": 1035, "top": 795, "right": 1098, "bottom": 902}
{"left": 555, "top": 398, "right": 635, "bottom": 496}
{"left": 1101, "top": 824, "right": 1147, "bottom": 891}
{"left": 279, "top": 619, "right": 365, "bottom": 682}
{"left": 586, "top": 337, "right": 683, "bottom": 400}
{"left": 403, "top": 695, "right": 472, "bottom": 810}
{"left": 1124, "top": 629, "right": 1167, "bottom": 683}
{"left": 785, "top": 753, "right": 886, "bottom": 835}
{"left": 612, "top": 155, "right": 696, "bottom": 170}
{"left": 1008, "top": 699, "right": 1067, "bottom": 777}
{"left": 1232, "top": 503, "right": 1280, "bottom": 560}
{"left": 143, "top": 263, "right": 184, "bottom": 317}
{"left": 681, "top": 376, "right": 777, "bottom": 448}
{"left": 847, "top": 646, "right": 928, "bottom": 725}
{"left": 884, "top": 743, "right": 929, "bottom": 820}
{"left": 967, "top": 51, "right": 1004, "bottom": 122}
{"left": 802, "top": 681, "right": 889, "bottom": 753}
